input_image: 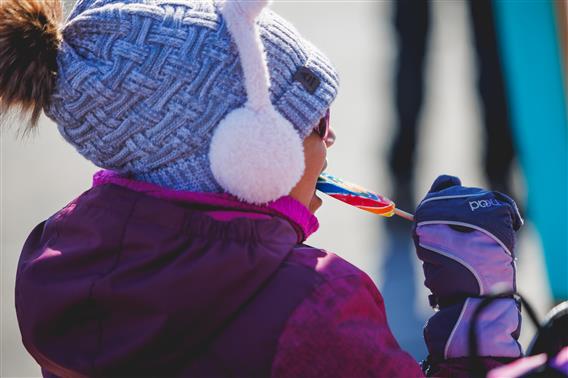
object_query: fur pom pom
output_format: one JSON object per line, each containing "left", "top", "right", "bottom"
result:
{"left": 209, "top": 107, "right": 305, "bottom": 204}
{"left": 0, "top": 0, "right": 62, "bottom": 128}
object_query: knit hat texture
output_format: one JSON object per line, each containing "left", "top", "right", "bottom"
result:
{"left": 46, "top": 0, "right": 339, "bottom": 196}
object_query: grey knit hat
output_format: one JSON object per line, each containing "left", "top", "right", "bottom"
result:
{"left": 46, "top": 0, "right": 339, "bottom": 203}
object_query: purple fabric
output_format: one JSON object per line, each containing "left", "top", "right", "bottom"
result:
{"left": 552, "top": 347, "right": 568, "bottom": 375}
{"left": 416, "top": 246, "right": 481, "bottom": 301}
{"left": 415, "top": 224, "right": 515, "bottom": 296}
{"left": 272, "top": 247, "right": 425, "bottom": 378}
{"left": 204, "top": 210, "right": 271, "bottom": 221}
{"left": 92, "top": 170, "right": 319, "bottom": 241}
{"left": 16, "top": 183, "right": 427, "bottom": 377}
{"left": 446, "top": 298, "right": 521, "bottom": 358}
{"left": 424, "top": 302, "right": 465, "bottom": 361}
{"left": 424, "top": 297, "right": 521, "bottom": 360}
{"left": 16, "top": 184, "right": 302, "bottom": 376}
{"left": 181, "top": 245, "right": 326, "bottom": 377}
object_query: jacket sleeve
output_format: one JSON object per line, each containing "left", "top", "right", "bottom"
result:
{"left": 271, "top": 272, "right": 425, "bottom": 378}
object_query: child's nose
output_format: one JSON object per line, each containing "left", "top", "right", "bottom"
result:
{"left": 325, "top": 128, "right": 336, "bottom": 148}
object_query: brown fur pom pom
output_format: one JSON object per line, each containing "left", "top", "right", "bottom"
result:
{"left": 0, "top": 0, "right": 62, "bottom": 128}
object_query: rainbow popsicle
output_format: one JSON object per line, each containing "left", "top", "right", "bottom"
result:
{"left": 316, "top": 172, "right": 414, "bottom": 221}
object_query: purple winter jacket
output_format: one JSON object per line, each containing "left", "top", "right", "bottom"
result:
{"left": 15, "top": 171, "right": 503, "bottom": 377}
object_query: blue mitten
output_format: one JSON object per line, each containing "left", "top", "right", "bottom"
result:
{"left": 413, "top": 175, "right": 523, "bottom": 362}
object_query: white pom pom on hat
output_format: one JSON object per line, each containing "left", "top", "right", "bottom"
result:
{"left": 209, "top": 0, "right": 306, "bottom": 204}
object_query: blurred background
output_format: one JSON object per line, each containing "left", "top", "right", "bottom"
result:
{"left": 1, "top": 0, "right": 566, "bottom": 376}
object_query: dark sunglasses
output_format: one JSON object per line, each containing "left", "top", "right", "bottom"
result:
{"left": 313, "top": 109, "right": 330, "bottom": 140}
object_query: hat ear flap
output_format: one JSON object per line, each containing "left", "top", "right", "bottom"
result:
{"left": 209, "top": 0, "right": 305, "bottom": 204}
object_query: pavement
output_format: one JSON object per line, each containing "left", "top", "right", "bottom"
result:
{"left": 0, "top": 1, "right": 553, "bottom": 376}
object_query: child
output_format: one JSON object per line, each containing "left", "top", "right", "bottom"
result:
{"left": 1, "top": 0, "right": 524, "bottom": 376}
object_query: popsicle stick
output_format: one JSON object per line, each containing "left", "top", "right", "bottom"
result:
{"left": 394, "top": 208, "right": 414, "bottom": 222}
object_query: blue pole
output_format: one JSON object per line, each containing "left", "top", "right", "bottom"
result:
{"left": 493, "top": 0, "right": 568, "bottom": 300}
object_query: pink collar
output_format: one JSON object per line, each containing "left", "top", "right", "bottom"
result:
{"left": 92, "top": 170, "right": 319, "bottom": 242}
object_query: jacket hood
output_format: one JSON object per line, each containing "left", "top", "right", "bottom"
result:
{"left": 16, "top": 184, "right": 299, "bottom": 376}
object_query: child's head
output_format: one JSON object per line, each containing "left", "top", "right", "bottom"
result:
{"left": 0, "top": 0, "right": 339, "bottom": 204}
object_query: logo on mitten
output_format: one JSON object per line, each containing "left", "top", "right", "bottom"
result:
{"left": 469, "top": 199, "right": 500, "bottom": 211}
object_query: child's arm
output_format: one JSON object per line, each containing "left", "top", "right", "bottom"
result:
{"left": 413, "top": 175, "right": 523, "bottom": 376}
{"left": 271, "top": 269, "right": 425, "bottom": 378}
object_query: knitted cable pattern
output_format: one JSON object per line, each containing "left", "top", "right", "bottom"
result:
{"left": 45, "top": 0, "right": 338, "bottom": 193}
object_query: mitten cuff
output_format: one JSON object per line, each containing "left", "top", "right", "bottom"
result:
{"left": 424, "top": 297, "right": 522, "bottom": 360}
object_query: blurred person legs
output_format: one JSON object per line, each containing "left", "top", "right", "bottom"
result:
{"left": 467, "top": 0, "right": 515, "bottom": 196}
{"left": 389, "top": 0, "right": 430, "bottom": 211}
{"left": 389, "top": 0, "right": 517, "bottom": 205}
{"left": 380, "top": 0, "right": 431, "bottom": 361}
